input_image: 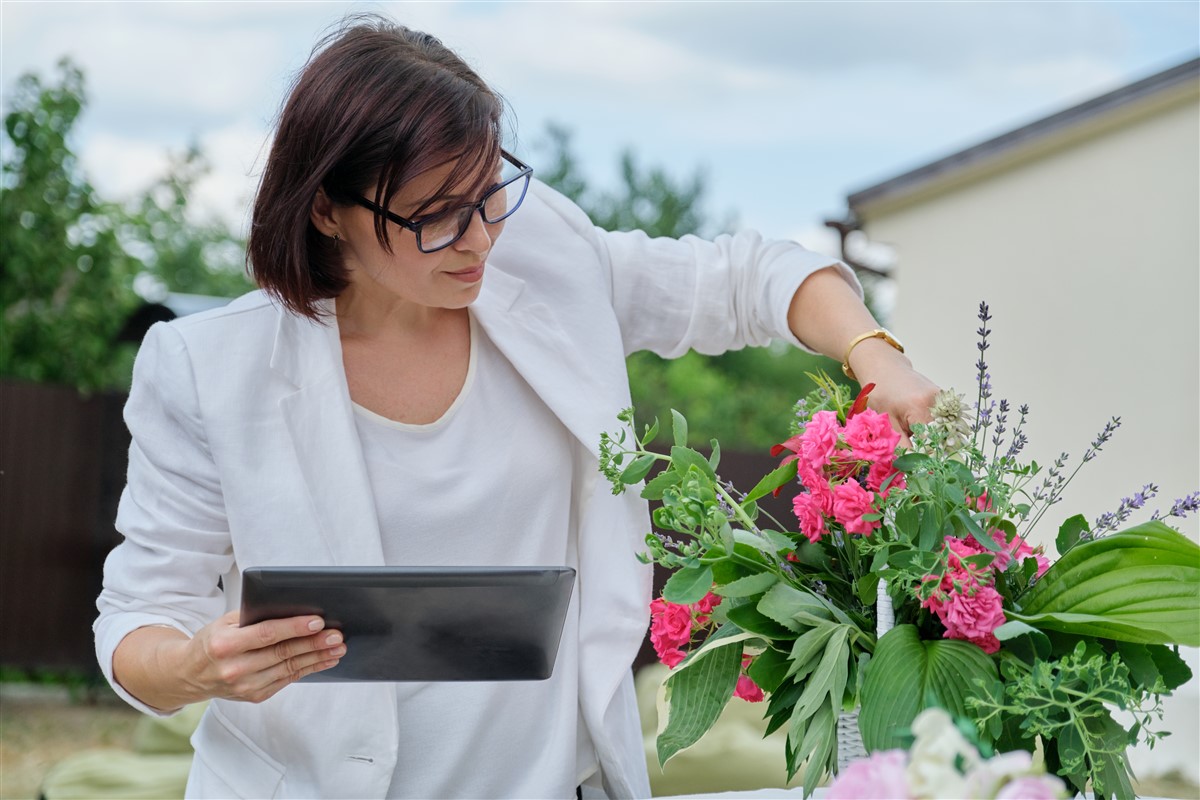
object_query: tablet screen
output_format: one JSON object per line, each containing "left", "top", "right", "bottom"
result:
{"left": 239, "top": 566, "right": 576, "bottom": 682}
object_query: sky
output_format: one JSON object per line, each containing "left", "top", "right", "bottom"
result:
{"left": 2, "top": 1, "right": 1198, "bottom": 257}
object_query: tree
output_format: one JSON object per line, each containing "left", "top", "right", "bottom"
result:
{"left": 532, "top": 126, "right": 854, "bottom": 450}
{"left": 1, "top": 60, "right": 250, "bottom": 392}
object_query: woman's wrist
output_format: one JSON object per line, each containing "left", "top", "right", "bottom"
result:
{"left": 847, "top": 336, "right": 914, "bottom": 384}
{"left": 113, "top": 626, "right": 199, "bottom": 712}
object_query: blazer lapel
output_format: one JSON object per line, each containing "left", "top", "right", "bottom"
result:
{"left": 471, "top": 269, "right": 629, "bottom": 455}
{"left": 272, "top": 302, "right": 385, "bottom": 567}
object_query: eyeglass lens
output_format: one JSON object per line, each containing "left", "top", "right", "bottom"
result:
{"left": 418, "top": 166, "right": 531, "bottom": 252}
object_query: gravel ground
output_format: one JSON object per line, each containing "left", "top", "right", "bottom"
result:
{"left": 2, "top": 683, "right": 1197, "bottom": 799}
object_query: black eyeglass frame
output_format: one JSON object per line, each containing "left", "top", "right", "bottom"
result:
{"left": 352, "top": 150, "right": 533, "bottom": 254}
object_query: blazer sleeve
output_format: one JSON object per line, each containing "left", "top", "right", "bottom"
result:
{"left": 94, "top": 321, "right": 234, "bottom": 716}
{"left": 529, "top": 180, "right": 863, "bottom": 358}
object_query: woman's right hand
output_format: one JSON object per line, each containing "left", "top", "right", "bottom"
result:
{"left": 179, "top": 611, "right": 346, "bottom": 703}
{"left": 113, "top": 612, "right": 345, "bottom": 711}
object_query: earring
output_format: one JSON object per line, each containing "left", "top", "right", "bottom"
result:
{"left": 332, "top": 233, "right": 340, "bottom": 249}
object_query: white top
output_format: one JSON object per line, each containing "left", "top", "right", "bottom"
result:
{"left": 352, "top": 312, "right": 597, "bottom": 798}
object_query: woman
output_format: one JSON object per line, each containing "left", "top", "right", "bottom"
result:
{"left": 96, "top": 16, "right": 938, "bottom": 800}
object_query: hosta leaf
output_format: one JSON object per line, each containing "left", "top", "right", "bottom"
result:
{"left": 1019, "top": 522, "right": 1200, "bottom": 647}
{"left": 859, "top": 625, "right": 1000, "bottom": 751}
{"left": 656, "top": 639, "right": 742, "bottom": 766}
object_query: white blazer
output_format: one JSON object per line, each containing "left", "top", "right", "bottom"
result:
{"left": 95, "top": 181, "right": 857, "bottom": 799}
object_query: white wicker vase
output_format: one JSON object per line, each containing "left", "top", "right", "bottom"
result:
{"left": 835, "top": 578, "right": 894, "bottom": 773}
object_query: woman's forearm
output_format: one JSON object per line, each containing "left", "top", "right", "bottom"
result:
{"left": 112, "top": 626, "right": 200, "bottom": 713}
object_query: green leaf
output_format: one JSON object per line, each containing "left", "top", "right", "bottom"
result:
{"left": 714, "top": 572, "right": 778, "bottom": 598}
{"left": 747, "top": 646, "right": 791, "bottom": 694}
{"left": 859, "top": 625, "right": 1000, "bottom": 751}
{"left": 1056, "top": 514, "right": 1089, "bottom": 556}
{"left": 640, "top": 469, "right": 678, "bottom": 500}
{"left": 657, "top": 639, "right": 743, "bottom": 766}
{"left": 1146, "top": 644, "right": 1193, "bottom": 691}
{"left": 670, "top": 409, "right": 688, "bottom": 448}
{"left": 1111, "top": 641, "right": 1160, "bottom": 690}
{"left": 743, "top": 459, "right": 798, "bottom": 505}
{"left": 918, "top": 507, "right": 942, "bottom": 552}
{"left": 993, "top": 620, "right": 1051, "bottom": 662}
{"left": 640, "top": 417, "right": 660, "bottom": 446}
{"left": 670, "top": 445, "right": 716, "bottom": 481}
{"left": 791, "top": 627, "right": 849, "bottom": 721}
{"left": 1018, "top": 521, "right": 1200, "bottom": 647}
{"left": 893, "top": 504, "right": 920, "bottom": 540}
{"left": 855, "top": 573, "right": 880, "bottom": 605}
{"left": 758, "top": 583, "right": 834, "bottom": 632}
{"left": 786, "top": 625, "right": 837, "bottom": 679}
{"left": 619, "top": 454, "right": 656, "bottom": 485}
{"left": 954, "top": 509, "right": 1001, "bottom": 552}
{"left": 708, "top": 439, "right": 721, "bottom": 470}
{"left": 893, "top": 452, "right": 932, "bottom": 473}
{"left": 725, "top": 603, "right": 796, "bottom": 640}
{"left": 662, "top": 564, "right": 714, "bottom": 605}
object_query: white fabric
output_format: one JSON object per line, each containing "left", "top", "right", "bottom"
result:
{"left": 95, "top": 179, "right": 860, "bottom": 799}
{"left": 350, "top": 312, "right": 596, "bottom": 797}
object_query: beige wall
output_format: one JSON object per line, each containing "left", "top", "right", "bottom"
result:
{"left": 861, "top": 85, "right": 1199, "bottom": 782}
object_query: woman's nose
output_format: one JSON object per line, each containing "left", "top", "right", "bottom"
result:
{"left": 454, "top": 208, "right": 493, "bottom": 253}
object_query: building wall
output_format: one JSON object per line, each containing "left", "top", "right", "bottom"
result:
{"left": 860, "top": 86, "right": 1199, "bottom": 781}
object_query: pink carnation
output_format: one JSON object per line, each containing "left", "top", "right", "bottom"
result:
{"left": 649, "top": 597, "right": 694, "bottom": 665}
{"left": 996, "top": 776, "right": 1067, "bottom": 799}
{"left": 828, "top": 749, "right": 910, "bottom": 799}
{"left": 733, "top": 674, "right": 764, "bottom": 702}
{"left": 793, "top": 492, "right": 829, "bottom": 543}
{"left": 867, "top": 459, "right": 906, "bottom": 497}
{"left": 694, "top": 591, "right": 722, "bottom": 615}
{"left": 843, "top": 408, "right": 901, "bottom": 464}
{"left": 799, "top": 410, "right": 842, "bottom": 471}
{"left": 832, "top": 480, "right": 881, "bottom": 535}
{"left": 935, "top": 582, "right": 1006, "bottom": 654}
{"left": 659, "top": 647, "right": 686, "bottom": 668}
{"left": 991, "top": 529, "right": 1050, "bottom": 577}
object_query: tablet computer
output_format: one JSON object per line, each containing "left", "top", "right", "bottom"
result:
{"left": 239, "top": 566, "right": 575, "bottom": 682}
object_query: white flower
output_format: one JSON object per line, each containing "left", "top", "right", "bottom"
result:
{"left": 906, "top": 708, "right": 979, "bottom": 799}
{"left": 963, "top": 750, "right": 1034, "bottom": 797}
{"left": 927, "top": 389, "right": 974, "bottom": 453}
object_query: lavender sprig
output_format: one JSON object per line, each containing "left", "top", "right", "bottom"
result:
{"left": 1091, "top": 483, "right": 1159, "bottom": 537}
{"left": 1004, "top": 404, "right": 1030, "bottom": 463}
{"left": 1023, "top": 417, "right": 1122, "bottom": 537}
{"left": 1152, "top": 491, "right": 1200, "bottom": 522}
{"left": 972, "top": 302, "right": 992, "bottom": 452}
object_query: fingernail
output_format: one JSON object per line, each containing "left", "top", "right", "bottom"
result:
{"left": 308, "top": 619, "right": 324, "bottom": 631}
{"left": 325, "top": 632, "right": 342, "bottom": 646}
{"left": 330, "top": 645, "right": 346, "bottom": 657}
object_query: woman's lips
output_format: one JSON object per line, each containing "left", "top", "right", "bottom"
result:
{"left": 445, "top": 264, "right": 484, "bottom": 283}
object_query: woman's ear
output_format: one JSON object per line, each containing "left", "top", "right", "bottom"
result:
{"left": 310, "top": 187, "right": 341, "bottom": 238}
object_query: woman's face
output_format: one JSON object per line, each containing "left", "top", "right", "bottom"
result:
{"left": 333, "top": 157, "right": 506, "bottom": 312}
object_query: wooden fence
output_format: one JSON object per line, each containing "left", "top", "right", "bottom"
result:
{"left": 0, "top": 378, "right": 793, "bottom": 677}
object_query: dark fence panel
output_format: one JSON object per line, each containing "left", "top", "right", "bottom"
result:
{"left": 0, "top": 377, "right": 793, "bottom": 678}
{"left": 0, "top": 379, "right": 129, "bottom": 675}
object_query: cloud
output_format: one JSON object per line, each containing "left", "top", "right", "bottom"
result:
{"left": 2, "top": 1, "right": 1194, "bottom": 242}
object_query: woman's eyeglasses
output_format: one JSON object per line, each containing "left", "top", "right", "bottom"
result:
{"left": 353, "top": 150, "right": 533, "bottom": 253}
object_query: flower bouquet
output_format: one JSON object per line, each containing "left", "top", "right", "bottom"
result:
{"left": 599, "top": 303, "right": 1199, "bottom": 799}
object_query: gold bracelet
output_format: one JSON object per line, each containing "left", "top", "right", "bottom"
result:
{"left": 841, "top": 329, "right": 905, "bottom": 381}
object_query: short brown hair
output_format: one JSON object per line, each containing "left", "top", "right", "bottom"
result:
{"left": 248, "top": 16, "right": 505, "bottom": 318}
